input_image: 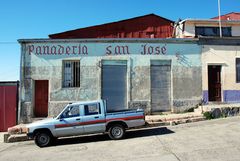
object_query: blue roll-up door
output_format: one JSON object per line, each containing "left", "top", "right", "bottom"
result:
{"left": 151, "top": 60, "right": 171, "bottom": 112}
{"left": 102, "top": 61, "right": 127, "bottom": 112}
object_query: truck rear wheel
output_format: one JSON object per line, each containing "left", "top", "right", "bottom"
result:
{"left": 108, "top": 124, "right": 125, "bottom": 140}
{"left": 34, "top": 131, "right": 52, "bottom": 147}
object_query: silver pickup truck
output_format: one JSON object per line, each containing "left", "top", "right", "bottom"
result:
{"left": 26, "top": 100, "right": 145, "bottom": 147}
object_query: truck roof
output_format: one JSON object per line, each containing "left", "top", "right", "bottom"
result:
{"left": 69, "top": 100, "right": 103, "bottom": 105}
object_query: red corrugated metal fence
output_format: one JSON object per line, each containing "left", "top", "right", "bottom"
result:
{"left": 0, "top": 82, "right": 18, "bottom": 132}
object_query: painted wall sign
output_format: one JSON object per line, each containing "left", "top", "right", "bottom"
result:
{"left": 28, "top": 44, "right": 88, "bottom": 55}
{"left": 27, "top": 43, "right": 167, "bottom": 56}
{"left": 105, "top": 44, "right": 167, "bottom": 55}
{"left": 24, "top": 42, "right": 201, "bottom": 67}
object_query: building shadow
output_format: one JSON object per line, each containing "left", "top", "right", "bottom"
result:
{"left": 53, "top": 127, "right": 174, "bottom": 147}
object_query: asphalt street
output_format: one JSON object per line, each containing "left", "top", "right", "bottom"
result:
{"left": 0, "top": 116, "right": 240, "bottom": 161}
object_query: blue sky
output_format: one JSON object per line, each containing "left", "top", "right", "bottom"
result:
{"left": 0, "top": 0, "right": 239, "bottom": 81}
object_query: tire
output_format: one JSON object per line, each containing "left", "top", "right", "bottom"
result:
{"left": 34, "top": 131, "right": 52, "bottom": 148}
{"left": 108, "top": 124, "right": 125, "bottom": 140}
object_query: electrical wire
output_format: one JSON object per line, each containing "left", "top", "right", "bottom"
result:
{"left": 0, "top": 42, "right": 18, "bottom": 44}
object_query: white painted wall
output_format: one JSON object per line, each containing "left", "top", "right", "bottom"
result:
{"left": 176, "top": 21, "right": 240, "bottom": 38}
{"left": 183, "top": 24, "right": 195, "bottom": 37}
{"left": 202, "top": 45, "right": 240, "bottom": 91}
{"left": 232, "top": 26, "right": 240, "bottom": 36}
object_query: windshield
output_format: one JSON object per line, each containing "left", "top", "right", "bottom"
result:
{"left": 58, "top": 104, "right": 80, "bottom": 119}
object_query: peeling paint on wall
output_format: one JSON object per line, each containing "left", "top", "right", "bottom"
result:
{"left": 19, "top": 39, "right": 202, "bottom": 122}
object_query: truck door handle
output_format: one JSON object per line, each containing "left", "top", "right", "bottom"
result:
{"left": 94, "top": 116, "right": 99, "bottom": 119}
{"left": 76, "top": 118, "right": 81, "bottom": 121}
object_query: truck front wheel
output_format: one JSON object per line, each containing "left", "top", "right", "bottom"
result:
{"left": 108, "top": 124, "right": 125, "bottom": 140}
{"left": 34, "top": 131, "right": 52, "bottom": 147}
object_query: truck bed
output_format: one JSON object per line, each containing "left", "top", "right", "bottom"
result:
{"left": 106, "top": 108, "right": 144, "bottom": 116}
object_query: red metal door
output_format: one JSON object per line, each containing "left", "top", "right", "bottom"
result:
{"left": 208, "top": 65, "right": 221, "bottom": 101}
{"left": 35, "top": 80, "right": 48, "bottom": 117}
{"left": 0, "top": 86, "right": 4, "bottom": 131}
{"left": 0, "top": 84, "right": 17, "bottom": 132}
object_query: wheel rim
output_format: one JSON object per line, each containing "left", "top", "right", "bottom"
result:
{"left": 38, "top": 133, "right": 50, "bottom": 146}
{"left": 112, "top": 127, "right": 123, "bottom": 138}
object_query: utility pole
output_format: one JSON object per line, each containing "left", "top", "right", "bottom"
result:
{"left": 218, "top": 0, "right": 222, "bottom": 37}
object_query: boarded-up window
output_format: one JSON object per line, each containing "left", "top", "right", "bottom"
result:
{"left": 236, "top": 58, "right": 240, "bottom": 83}
{"left": 63, "top": 60, "right": 80, "bottom": 87}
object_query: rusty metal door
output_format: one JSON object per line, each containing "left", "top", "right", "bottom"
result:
{"left": 151, "top": 61, "right": 171, "bottom": 112}
{"left": 208, "top": 65, "right": 221, "bottom": 101}
{"left": 102, "top": 61, "right": 127, "bottom": 112}
{"left": 0, "top": 83, "right": 18, "bottom": 132}
{"left": 35, "top": 80, "right": 48, "bottom": 117}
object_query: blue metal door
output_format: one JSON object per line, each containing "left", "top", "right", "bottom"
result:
{"left": 102, "top": 61, "right": 127, "bottom": 112}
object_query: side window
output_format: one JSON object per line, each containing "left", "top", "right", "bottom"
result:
{"left": 84, "top": 103, "right": 101, "bottom": 116}
{"left": 61, "top": 105, "right": 80, "bottom": 118}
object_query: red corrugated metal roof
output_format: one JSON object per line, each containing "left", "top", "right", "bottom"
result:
{"left": 212, "top": 12, "right": 240, "bottom": 20}
{"left": 49, "top": 14, "right": 174, "bottom": 39}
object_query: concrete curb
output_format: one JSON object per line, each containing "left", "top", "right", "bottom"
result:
{"left": 146, "top": 116, "right": 206, "bottom": 127}
{"left": 7, "top": 134, "right": 29, "bottom": 143}
{"left": 0, "top": 132, "right": 9, "bottom": 143}
{"left": 0, "top": 133, "right": 28, "bottom": 143}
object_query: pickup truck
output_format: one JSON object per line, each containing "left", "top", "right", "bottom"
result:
{"left": 26, "top": 100, "right": 145, "bottom": 147}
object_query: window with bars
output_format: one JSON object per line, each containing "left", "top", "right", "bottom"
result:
{"left": 63, "top": 60, "right": 80, "bottom": 87}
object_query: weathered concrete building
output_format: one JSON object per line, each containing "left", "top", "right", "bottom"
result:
{"left": 199, "top": 38, "right": 240, "bottom": 104}
{"left": 18, "top": 39, "right": 202, "bottom": 123}
{"left": 173, "top": 13, "right": 240, "bottom": 104}
{"left": 18, "top": 13, "right": 240, "bottom": 123}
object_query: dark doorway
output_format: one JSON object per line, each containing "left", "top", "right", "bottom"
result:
{"left": 35, "top": 80, "right": 49, "bottom": 117}
{"left": 208, "top": 65, "right": 221, "bottom": 102}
